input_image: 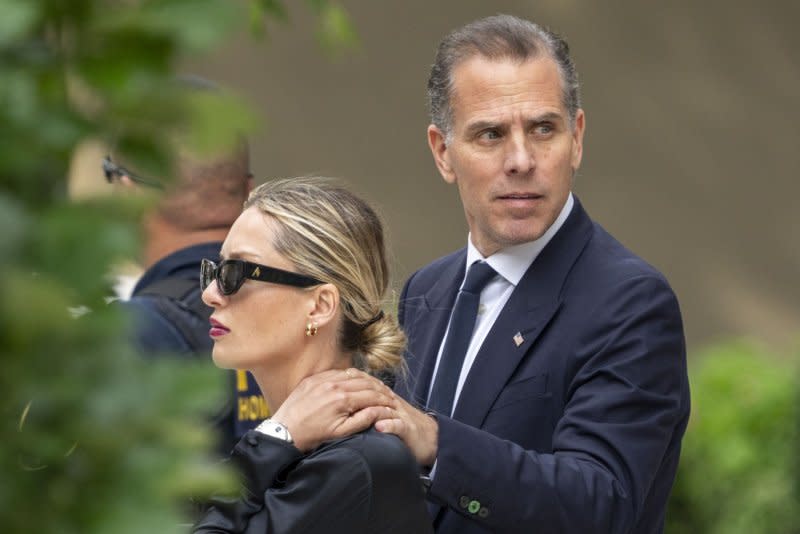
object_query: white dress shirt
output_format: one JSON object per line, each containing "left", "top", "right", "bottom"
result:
{"left": 427, "top": 193, "right": 575, "bottom": 415}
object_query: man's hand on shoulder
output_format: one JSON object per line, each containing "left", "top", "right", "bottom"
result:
{"left": 271, "top": 368, "right": 396, "bottom": 452}
{"left": 374, "top": 395, "right": 439, "bottom": 467}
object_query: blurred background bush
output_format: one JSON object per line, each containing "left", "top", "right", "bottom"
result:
{"left": 0, "top": 0, "right": 351, "bottom": 531}
{"left": 666, "top": 341, "right": 799, "bottom": 533}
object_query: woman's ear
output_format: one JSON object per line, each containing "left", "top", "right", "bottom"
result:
{"left": 307, "top": 283, "right": 339, "bottom": 329}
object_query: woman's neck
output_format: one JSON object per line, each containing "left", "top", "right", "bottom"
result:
{"left": 249, "top": 340, "right": 353, "bottom": 413}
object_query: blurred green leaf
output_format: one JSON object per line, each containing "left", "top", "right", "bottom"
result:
{"left": 0, "top": 193, "right": 31, "bottom": 260}
{"left": 138, "top": 0, "right": 246, "bottom": 52}
{"left": 257, "top": 0, "right": 289, "bottom": 22}
{"left": 666, "top": 340, "right": 799, "bottom": 534}
{"left": 0, "top": 0, "right": 39, "bottom": 46}
{"left": 0, "top": 0, "right": 357, "bottom": 530}
{"left": 248, "top": 0, "right": 289, "bottom": 37}
{"left": 184, "top": 90, "right": 258, "bottom": 154}
{"left": 315, "top": 2, "right": 359, "bottom": 56}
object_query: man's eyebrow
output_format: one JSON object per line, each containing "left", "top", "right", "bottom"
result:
{"left": 464, "top": 112, "right": 565, "bottom": 134}
{"left": 526, "top": 111, "right": 563, "bottom": 124}
{"left": 464, "top": 120, "right": 504, "bottom": 135}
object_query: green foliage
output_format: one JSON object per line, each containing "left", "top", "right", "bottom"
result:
{"left": 310, "top": 1, "right": 359, "bottom": 55}
{"left": 249, "top": 0, "right": 358, "bottom": 55}
{"left": 0, "top": 193, "right": 239, "bottom": 533}
{"left": 0, "top": 0, "right": 354, "bottom": 530}
{"left": 666, "top": 340, "right": 800, "bottom": 534}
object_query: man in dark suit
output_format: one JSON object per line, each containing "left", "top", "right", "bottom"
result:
{"left": 275, "top": 14, "right": 689, "bottom": 534}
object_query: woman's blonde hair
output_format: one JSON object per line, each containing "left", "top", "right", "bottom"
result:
{"left": 244, "top": 177, "right": 405, "bottom": 376}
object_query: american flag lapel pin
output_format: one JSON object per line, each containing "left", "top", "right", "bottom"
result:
{"left": 513, "top": 332, "right": 524, "bottom": 347}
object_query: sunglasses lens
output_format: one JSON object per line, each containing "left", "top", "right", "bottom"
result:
{"left": 218, "top": 261, "right": 243, "bottom": 295}
{"left": 200, "top": 259, "right": 216, "bottom": 291}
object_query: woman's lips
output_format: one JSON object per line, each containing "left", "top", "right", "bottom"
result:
{"left": 209, "top": 317, "right": 230, "bottom": 338}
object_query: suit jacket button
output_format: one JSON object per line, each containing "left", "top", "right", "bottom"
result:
{"left": 246, "top": 433, "right": 258, "bottom": 446}
{"left": 458, "top": 496, "right": 470, "bottom": 509}
{"left": 478, "top": 506, "right": 490, "bottom": 518}
{"left": 467, "top": 500, "right": 481, "bottom": 514}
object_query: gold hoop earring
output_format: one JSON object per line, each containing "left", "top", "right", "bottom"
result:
{"left": 305, "top": 321, "right": 318, "bottom": 337}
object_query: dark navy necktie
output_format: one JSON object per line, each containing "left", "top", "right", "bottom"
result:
{"left": 427, "top": 261, "right": 497, "bottom": 416}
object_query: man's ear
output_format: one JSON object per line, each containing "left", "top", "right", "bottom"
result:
{"left": 427, "top": 124, "right": 456, "bottom": 184}
{"left": 307, "top": 283, "right": 339, "bottom": 330}
{"left": 570, "top": 109, "right": 586, "bottom": 171}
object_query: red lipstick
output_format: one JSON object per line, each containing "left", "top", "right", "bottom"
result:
{"left": 209, "top": 317, "right": 230, "bottom": 338}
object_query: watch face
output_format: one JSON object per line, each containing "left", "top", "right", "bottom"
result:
{"left": 256, "top": 419, "right": 293, "bottom": 443}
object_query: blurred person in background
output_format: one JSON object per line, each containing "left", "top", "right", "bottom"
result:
{"left": 194, "top": 177, "right": 433, "bottom": 533}
{"left": 103, "top": 137, "right": 266, "bottom": 454}
{"left": 88, "top": 74, "right": 270, "bottom": 453}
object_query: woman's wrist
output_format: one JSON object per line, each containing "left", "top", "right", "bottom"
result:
{"left": 255, "top": 418, "right": 293, "bottom": 443}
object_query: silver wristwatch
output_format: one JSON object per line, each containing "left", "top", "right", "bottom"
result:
{"left": 255, "top": 419, "right": 293, "bottom": 443}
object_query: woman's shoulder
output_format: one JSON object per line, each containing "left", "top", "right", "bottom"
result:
{"left": 316, "top": 428, "right": 417, "bottom": 472}
{"left": 312, "top": 428, "right": 425, "bottom": 494}
{"left": 313, "top": 428, "right": 431, "bottom": 533}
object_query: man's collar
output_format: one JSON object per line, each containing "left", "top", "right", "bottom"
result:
{"left": 466, "top": 193, "right": 574, "bottom": 286}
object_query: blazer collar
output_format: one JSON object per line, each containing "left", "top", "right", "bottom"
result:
{"left": 452, "top": 197, "right": 595, "bottom": 426}
{"left": 425, "top": 250, "right": 467, "bottom": 310}
{"left": 402, "top": 251, "right": 466, "bottom": 406}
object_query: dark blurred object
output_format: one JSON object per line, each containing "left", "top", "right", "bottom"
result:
{"left": 102, "top": 155, "right": 164, "bottom": 189}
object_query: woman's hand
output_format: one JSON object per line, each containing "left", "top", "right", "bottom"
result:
{"left": 271, "top": 368, "right": 396, "bottom": 452}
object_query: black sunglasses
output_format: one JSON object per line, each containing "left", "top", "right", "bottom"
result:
{"left": 102, "top": 156, "right": 164, "bottom": 189}
{"left": 201, "top": 258, "right": 322, "bottom": 296}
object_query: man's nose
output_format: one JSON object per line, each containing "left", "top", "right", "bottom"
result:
{"left": 503, "top": 133, "right": 535, "bottom": 176}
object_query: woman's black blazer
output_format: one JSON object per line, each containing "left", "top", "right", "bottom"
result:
{"left": 194, "top": 427, "right": 433, "bottom": 533}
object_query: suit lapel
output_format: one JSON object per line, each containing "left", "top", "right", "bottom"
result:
{"left": 400, "top": 251, "right": 466, "bottom": 408}
{"left": 453, "top": 198, "right": 595, "bottom": 427}
{"left": 453, "top": 298, "right": 561, "bottom": 427}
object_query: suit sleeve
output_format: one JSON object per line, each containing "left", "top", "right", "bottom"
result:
{"left": 427, "top": 274, "right": 689, "bottom": 533}
{"left": 194, "top": 431, "right": 370, "bottom": 533}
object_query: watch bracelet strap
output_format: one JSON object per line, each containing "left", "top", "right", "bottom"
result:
{"left": 255, "top": 418, "right": 293, "bottom": 443}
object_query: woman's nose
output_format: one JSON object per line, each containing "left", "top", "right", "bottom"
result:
{"left": 202, "top": 279, "right": 226, "bottom": 308}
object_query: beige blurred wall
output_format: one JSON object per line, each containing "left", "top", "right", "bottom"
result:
{"left": 185, "top": 0, "right": 800, "bottom": 352}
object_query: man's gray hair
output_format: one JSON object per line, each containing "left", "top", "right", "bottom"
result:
{"left": 427, "top": 14, "right": 581, "bottom": 139}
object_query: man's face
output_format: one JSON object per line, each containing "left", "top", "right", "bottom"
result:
{"left": 428, "top": 55, "right": 585, "bottom": 257}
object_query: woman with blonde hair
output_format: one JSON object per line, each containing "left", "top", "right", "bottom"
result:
{"left": 194, "top": 177, "right": 432, "bottom": 533}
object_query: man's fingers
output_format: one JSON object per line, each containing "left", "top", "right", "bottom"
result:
{"left": 374, "top": 404, "right": 403, "bottom": 434}
{"left": 340, "top": 389, "right": 396, "bottom": 415}
{"left": 341, "top": 406, "right": 403, "bottom": 437}
{"left": 374, "top": 413, "right": 404, "bottom": 436}
{"left": 335, "top": 374, "right": 393, "bottom": 393}
{"left": 333, "top": 406, "right": 383, "bottom": 437}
